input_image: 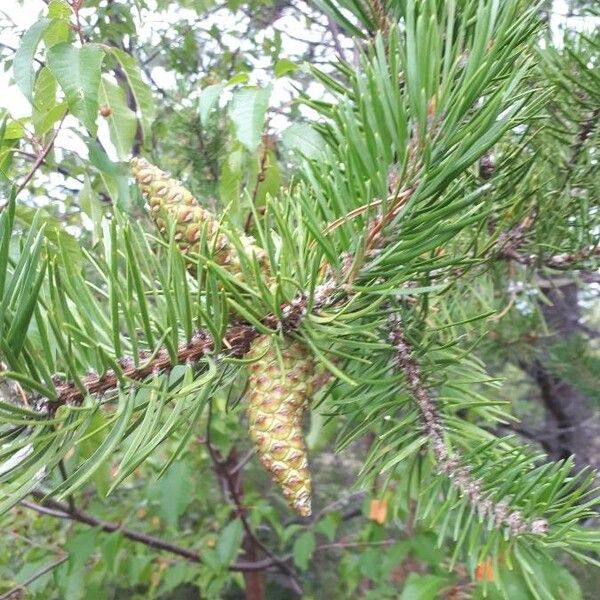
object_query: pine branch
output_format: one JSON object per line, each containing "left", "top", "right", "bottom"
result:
{"left": 50, "top": 326, "right": 256, "bottom": 411}
{"left": 389, "top": 319, "right": 549, "bottom": 537}
{"left": 500, "top": 244, "right": 600, "bottom": 269}
{"left": 563, "top": 107, "right": 600, "bottom": 183}
{"left": 34, "top": 271, "right": 338, "bottom": 412}
{"left": 496, "top": 222, "right": 600, "bottom": 269}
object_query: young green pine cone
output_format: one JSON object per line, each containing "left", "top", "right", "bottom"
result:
{"left": 131, "top": 157, "right": 267, "bottom": 276}
{"left": 246, "top": 335, "right": 314, "bottom": 517}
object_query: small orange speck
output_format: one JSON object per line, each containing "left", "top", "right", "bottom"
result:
{"left": 475, "top": 558, "right": 495, "bottom": 582}
{"left": 369, "top": 498, "right": 388, "bottom": 524}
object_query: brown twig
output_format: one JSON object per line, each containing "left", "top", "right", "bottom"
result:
{"left": 205, "top": 402, "right": 303, "bottom": 596}
{"left": 0, "top": 42, "right": 45, "bottom": 66}
{"left": 364, "top": 188, "right": 413, "bottom": 251}
{"left": 16, "top": 115, "right": 66, "bottom": 196}
{"left": 563, "top": 107, "right": 600, "bottom": 182}
{"left": 0, "top": 551, "right": 68, "bottom": 600}
{"left": 341, "top": 186, "right": 413, "bottom": 283}
{"left": 70, "top": 0, "right": 86, "bottom": 45}
{"left": 494, "top": 212, "right": 599, "bottom": 270}
{"left": 228, "top": 448, "right": 256, "bottom": 476}
{"left": 21, "top": 496, "right": 279, "bottom": 572}
{"left": 13, "top": 149, "right": 112, "bottom": 203}
{"left": 46, "top": 276, "right": 339, "bottom": 412}
{"left": 221, "top": 446, "right": 265, "bottom": 600}
{"left": 499, "top": 242, "right": 600, "bottom": 270}
{"left": 327, "top": 17, "right": 346, "bottom": 59}
{"left": 51, "top": 325, "right": 258, "bottom": 411}
{"left": 245, "top": 132, "right": 271, "bottom": 233}
{"left": 315, "top": 539, "right": 395, "bottom": 551}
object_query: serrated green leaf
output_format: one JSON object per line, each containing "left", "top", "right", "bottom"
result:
{"left": 47, "top": 0, "right": 72, "bottom": 19}
{"left": 14, "top": 18, "right": 52, "bottom": 103}
{"left": 32, "top": 66, "right": 68, "bottom": 136}
{"left": 216, "top": 519, "right": 244, "bottom": 567}
{"left": 57, "top": 529, "right": 100, "bottom": 600}
{"left": 4, "top": 120, "right": 26, "bottom": 140}
{"left": 274, "top": 58, "right": 297, "bottom": 77}
{"left": 292, "top": 531, "right": 315, "bottom": 570}
{"left": 226, "top": 72, "right": 249, "bottom": 86}
{"left": 32, "top": 102, "right": 68, "bottom": 137}
{"left": 155, "top": 460, "right": 194, "bottom": 529}
{"left": 78, "top": 410, "right": 111, "bottom": 497}
{"left": 399, "top": 573, "right": 447, "bottom": 600}
{"left": 33, "top": 66, "right": 57, "bottom": 113}
{"left": 199, "top": 83, "right": 224, "bottom": 125}
{"left": 315, "top": 512, "right": 340, "bottom": 542}
{"left": 111, "top": 47, "right": 156, "bottom": 141}
{"left": 47, "top": 42, "right": 105, "bottom": 133}
{"left": 282, "top": 123, "right": 324, "bottom": 159}
{"left": 229, "top": 86, "right": 271, "bottom": 151}
{"left": 98, "top": 77, "right": 137, "bottom": 159}
{"left": 44, "top": 18, "right": 71, "bottom": 48}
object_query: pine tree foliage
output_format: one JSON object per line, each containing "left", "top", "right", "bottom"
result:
{"left": 1, "top": 0, "right": 599, "bottom": 596}
{"left": 520, "top": 25, "right": 599, "bottom": 268}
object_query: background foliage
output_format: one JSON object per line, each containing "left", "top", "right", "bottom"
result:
{"left": 0, "top": 0, "right": 599, "bottom": 598}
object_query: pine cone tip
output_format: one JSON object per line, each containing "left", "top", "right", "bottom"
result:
{"left": 291, "top": 494, "right": 312, "bottom": 517}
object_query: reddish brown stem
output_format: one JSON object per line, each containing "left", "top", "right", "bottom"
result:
{"left": 52, "top": 325, "right": 258, "bottom": 410}
{"left": 206, "top": 403, "right": 302, "bottom": 596}
{"left": 49, "top": 286, "right": 322, "bottom": 411}
{"left": 245, "top": 132, "right": 271, "bottom": 233}
{"left": 16, "top": 116, "right": 66, "bottom": 195}
{"left": 21, "top": 496, "right": 279, "bottom": 572}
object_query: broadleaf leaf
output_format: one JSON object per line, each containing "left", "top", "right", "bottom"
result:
{"left": 47, "top": 42, "right": 105, "bottom": 133}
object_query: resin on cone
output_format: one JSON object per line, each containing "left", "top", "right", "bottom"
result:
{"left": 246, "top": 335, "right": 314, "bottom": 517}
{"left": 131, "top": 157, "right": 267, "bottom": 276}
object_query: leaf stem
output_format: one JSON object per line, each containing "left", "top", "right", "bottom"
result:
{"left": 16, "top": 115, "right": 66, "bottom": 196}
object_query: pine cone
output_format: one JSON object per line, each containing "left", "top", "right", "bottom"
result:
{"left": 131, "top": 157, "right": 267, "bottom": 276}
{"left": 132, "top": 157, "right": 314, "bottom": 516}
{"left": 246, "top": 335, "right": 314, "bottom": 517}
